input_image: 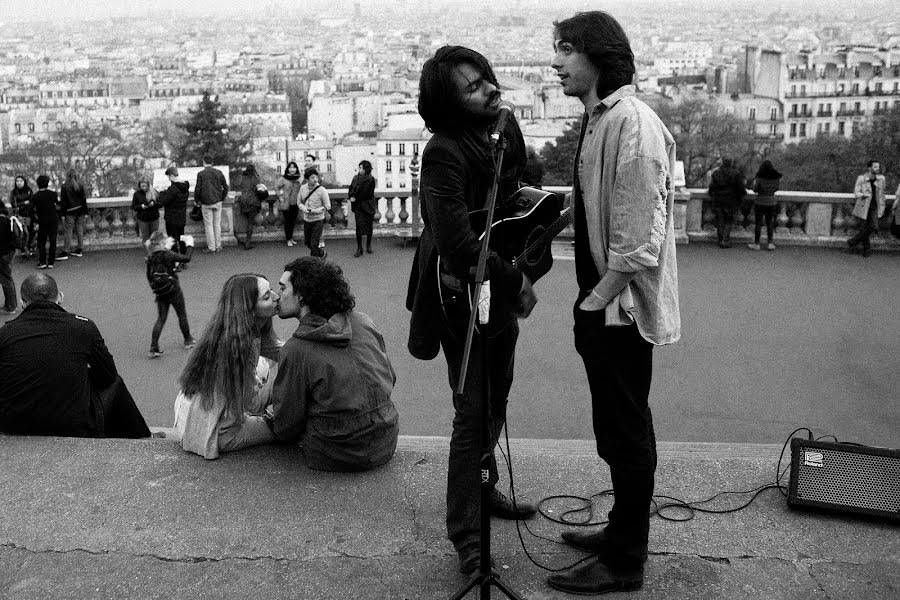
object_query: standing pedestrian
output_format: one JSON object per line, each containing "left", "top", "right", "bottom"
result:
{"left": 0, "top": 204, "right": 18, "bottom": 314}
{"left": 708, "top": 158, "right": 746, "bottom": 248}
{"left": 298, "top": 168, "right": 330, "bottom": 259}
{"left": 748, "top": 160, "right": 782, "bottom": 251}
{"left": 59, "top": 169, "right": 88, "bottom": 259}
{"left": 194, "top": 156, "right": 228, "bottom": 253}
{"left": 31, "top": 175, "right": 59, "bottom": 270}
{"left": 547, "top": 11, "right": 680, "bottom": 595}
{"left": 848, "top": 160, "right": 886, "bottom": 257}
{"left": 275, "top": 161, "right": 303, "bottom": 247}
{"left": 131, "top": 176, "right": 160, "bottom": 243}
{"left": 234, "top": 164, "right": 264, "bottom": 250}
{"left": 145, "top": 230, "right": 196, "bottom": 358}
{"left": 348, "top": 160, "right": 377, "bottom": 257}
{"left": 157, "top": 166, "right": 190, "bottom": 257}
{"left": 8, "top": 175, "right": 35, "bottom": 256}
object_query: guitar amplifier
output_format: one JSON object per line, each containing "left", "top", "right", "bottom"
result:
{"left": 787, "top": 438, "right": 900, "bottom": 522}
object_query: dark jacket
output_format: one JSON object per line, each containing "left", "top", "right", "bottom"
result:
{"left": 31, "top": 189, "right": 60, "bottom": 225}
{"left": 708, "top": 166, "right": 747, "bottom": 205}
{"left": 9, "top": 187, "right": 32, "bottom": 217}
{"left": 60, "top": 183, "right": 88, "bottom": 216}
{"left": 194, "top": 166, "right": 229, "bottom": 206}
{"left": 158, "top": 180, "right": 190, "bottom": 226}
{"left": 131, "top": 189, "right": 160, "bottom": 222}
{"left": 405, "top": 133, "right": 524, "bottom": 360}
{"left": 146, "top": 247, "right": 193, "bottom": 296}
{"left": 0, "top": 301, "right": 118, "bottom": 436}
{"left": 348, "top": 173, "right": 377, "bottom": 216}
{"left": 237, "top": 172, "right": 262, "bottom": 215}
{"left": 272, "top": 311, "right": 399, "bottom": 472}
{"left": 752, "top": 177, "right": 781, "bottom": 207}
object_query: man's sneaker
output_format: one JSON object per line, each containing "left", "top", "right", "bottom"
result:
{"left": 489, "top": 487, "right": 536, "bottom": 520}
{"left": 38, "top": 263, "right": 48, "bottom": 269}
{"left": 47, "top": 264, "right": 54, "bottom": 269}
{"left": 71, "top": 248, "right": 83, "bottom": 257}
{"left": 747, "top": 243, "right": 761, "bottom": 250}
{"left": 56, "top": 251, "right": 69, "bottom": 260}
{"left": 148, "top": 349, "right": 164, "bottom": 359}
{"left": 286, "top": 239, "right": 295, "bottom": 247}
{"left": 183, "top": 338, "right": 197, "bottom": 350}
{"left": 767, "top": 243, "right": 776, "bottom": 251}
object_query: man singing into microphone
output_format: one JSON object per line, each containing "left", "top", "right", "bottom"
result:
{"left": 547, "top": 11, "right": 681, "bottom": 595}
{"left": 406, "top": 45, "right": 538, "bottom": 574}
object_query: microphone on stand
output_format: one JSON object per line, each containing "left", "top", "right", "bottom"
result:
{"left": 489, "top": 101, "right": 515, "bottom": 148}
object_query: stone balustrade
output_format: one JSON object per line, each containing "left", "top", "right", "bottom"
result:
{"left": 74, "top": 186, "right": 898, "bottom": 252}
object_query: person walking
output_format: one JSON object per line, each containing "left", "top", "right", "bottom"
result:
{"left": 708, "top": 158, "right": 746, "bottom": 248}
{"left": 145, "top": 230, "right": 196, "bottom": 358}
{"left": 298, "top": 168, "right": 330, "bottom": 259}
{"left": 157, "top": 166, "right": 190, "bottom": 257}
{"left": 131, "top": 176, "right": 160, "bottom": 244}
{"left": 348, "top": 160, "right": 377, "bottom": 257}
{"left": 8, "top": 175, "right": 35, "bottom": 256}
{"left": 59, "top": 170, "right": 88, "bottom": 259}
{"left": 275, "top": 161, "right": 303, "bottom": 247}
{"left": 31, "top": 175, "right": 60, "bottom": 270}
{"left": 848, "top": 160, "right": 886, "bottom": 257}
{"left": 234, "top": 164, "right": 264, "bottom": 250}
{"left": 194, "top": 156, "right": 229, "bottom": 253}
{"left": 748, "top": 160, "right": 782, "bottom": 251}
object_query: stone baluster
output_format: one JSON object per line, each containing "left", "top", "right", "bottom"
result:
{"left": 84, "top": 208, "right": 97, "bottom": 241}
{"left": 96, "top": 209, "right": 110, "bottom": 238}
{"left": 123, "top": 209, "right": 137, "bottom": 237}
{"left": 374, "top": 197, "right": 384, "bottom": 225}
{"left": 789, "top": 203, "right": 805, "bottom": 234}
{"left": 110, "top": 208, "right": 124, "bottom": 237}
{"left": 831, "top": 204, "right": 846, "bottom": 235}
{"left": 385, "top": 196, "right": 396, "bottom": 224}
{"left": 775, "top": 202, "right": 789, "bottom": 233}
{"left": 702, "top": 201, "right": 715, "bottom": 230}
{"left": 398, "top": 196, "right": 409, "bottom": 224}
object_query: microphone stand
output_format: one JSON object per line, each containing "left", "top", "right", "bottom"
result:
{"left": 448, "top": 133, "right": 527, "bottom": 600}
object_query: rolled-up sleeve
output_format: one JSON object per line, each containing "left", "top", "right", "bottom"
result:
{"left": 608, "top": 155, "right": 669, "bottom": 273}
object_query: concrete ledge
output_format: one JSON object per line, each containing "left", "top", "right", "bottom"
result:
{"left": 1, "top": 434, "right": 897, "bottom": 599}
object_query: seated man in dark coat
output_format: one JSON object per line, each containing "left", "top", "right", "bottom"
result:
{"left": 0, "top": 273, "right": 150, "bottom": 438}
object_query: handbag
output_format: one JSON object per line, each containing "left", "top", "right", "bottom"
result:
{"left": 189, "top": 204, "right": 202, "bottom": 222}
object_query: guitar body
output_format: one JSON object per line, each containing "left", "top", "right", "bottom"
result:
{"left": 437, "top": 187, "right": 570, "bottom": 332}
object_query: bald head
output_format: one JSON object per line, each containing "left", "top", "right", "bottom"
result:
{"left": 21, "top": 273, "right": 60, "bottom": 305}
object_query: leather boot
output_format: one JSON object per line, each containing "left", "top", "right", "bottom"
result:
{"left": 547, "top": 556, "right": 643, "bottom": 595}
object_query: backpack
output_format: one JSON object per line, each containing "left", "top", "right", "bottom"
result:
{"left": 146, "top": 253, "right": 177, "bottom": 296}
{"left": 10, "top": 216, "right": 27, "bottom": 251}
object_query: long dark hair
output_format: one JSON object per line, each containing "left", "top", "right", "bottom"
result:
{"left": 283, "top": 161, "right": 301, "bottom": 180}
{"left": 63, "top": 169, "right": 83, "bottom": 192}
{"left": 418, "top": 45, "right": 500, "bottom": 134}
{"left": 179, "top": 273, "right": 268, "bottom": 417}
{"left": 12, "top": 175, "right": 31, "bottom": 194}
{"left": 284, "top": 257, "right": 355, "bottom": 319}
{"left": 553, "top": 11, "right": 635, "bottom": 97}
{"left": 755, "top": 160, "right": 782, "bottom": 180}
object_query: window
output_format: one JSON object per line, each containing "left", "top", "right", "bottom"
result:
{"left": 824, "top": 123, "right": 830, "bottom": 134}
{"left": 789, "top": 123, "right": 797, "bottom": 137}
{"left": 326, "top": 150, "right": 332, "bottom": 160}
{"left": 385, "top": 180, "right": 392, "bottom": 188}
{"left": 385, "top": 160, "right": 392, "bottom": 172}
{"left": 400, "top": 181, "right": 406, "bottom": 188}
{"left": 800, "top": 85, "right": 806, "bottom": 96}
{"left": 56, "top": 121, "right": 63, "bottom": 130}
{"left": 852, "top": 83, "right": 859, "bottom": 94}
{"left": 791, "top": 84, "right": 796, "bottom": 96}
{"left": 14, "top": 123, "right": 20, "bottom": 134}
{"left": 854, "top": 101, "right": 861, "bottom": 112}
{"left": 385, "top": 143, "right": 392, "bottom": 156}
{"left": 400, "top": 160, "right": 406, "bottom": 173}
{"left": 770, "top": 124, "right": 777, "bottom": 136}
{"left": 770, "top": 107, "right": 777, "bottom": 120}
{"left": 326, "top": 163, "right": 332, "bottom": 172}
{"left": 852, "top": 121, "right": 860, "bottom": 134}
{"left": 816, "top": 123, "right": 822, "bottom": 134}
{"left": 276, "top": 151, "right": 282, "bottom": 162}
{"left": 838, "top": 121, "right": 845, "bottom": 135}
{"left": 28, "top": 123, "right": 34, "bottom": 132}
{"left": 413, "top": 143, "right": 419, "bottom": 155}
{"left": 875, "top": 82, "right": 883, "bottom": 93}
{"left": 748, "top": 107, "right": 756, "bottom": 120}
{"left": 799, "top": 123, "right": 806, "bottom": 137}
{"left": 399, "top": 143, "right": 406, "bottom": 155}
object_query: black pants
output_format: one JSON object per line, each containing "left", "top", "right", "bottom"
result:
{"left": 0, "top": 251, "right": 16, "bottom": 311}
{"left": 574, "top": 298, "right": 655, "bottom": 569}
{"left": 94, "top": 375, "right": 151, "bottom": 438}
{"left": 151, "top": 288, "right": 191, "bottom": 350}
{"left": 283, "top": 205, "right": 299, "bottom": 241}
{"left": 37, "top": 220, "right": 58, "bottom": 265}
{"left": 754, "top": 205, "right": 776, "bottom": 244}
{"left": 165, "top": 221, "right": 186, "bottom": 254}
{"left": 304, "top": 220, "right": 325, "bottom": 256}
{"left": 848, "top": 201, "right": 880, "bottom": 251}
{"left": 440, "top": 320, "right": 518, "bottom": 551}
{"left": 712, "top": 202, "right": 734, "bottom": 243}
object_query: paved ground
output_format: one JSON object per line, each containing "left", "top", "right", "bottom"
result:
{"left": 3, "top": 235, "right": 898, "bottom": 448}
{"left": 1, "top": 435, "right": 898, "bottom": 600}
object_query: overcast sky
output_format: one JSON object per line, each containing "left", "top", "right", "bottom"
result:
{"left": 4, "top": 0, "right": 896, "bottom": 23}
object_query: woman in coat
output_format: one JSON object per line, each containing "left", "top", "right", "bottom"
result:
{"left": 748, "top": 160, "right": 782, "bottom": 251}
{"left": 131, "top": 176, "right": 160, "bottom": 243}
{"left": 157, "top": 166, "right": 191, "bottom": 255}
{"left": 8, "top": 175, "right": 35, "bottom": 254}
{"left": 275, "top": 161, "right": 303, "bottom": 247}
{"left": 348, "top": 160, "right": 377, "bottom": 257}
{"left": 145, "top": 230, "right": 195, "bottom": 358}
{"left": 174, "top": 273, "right": 283, "bottom": 459}
{"left": 59, "top": 169, "right": 89, "bottom": 258}
{"left": 235, "top": 164, "right": 265, "bottom": 250}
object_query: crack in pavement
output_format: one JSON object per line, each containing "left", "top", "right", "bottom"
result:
{"left": 401, "top": 454, "right": 426, "bottom": 543}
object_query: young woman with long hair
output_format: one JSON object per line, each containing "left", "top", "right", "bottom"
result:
{"left": 275, "top": 161, "right": 302, "bottom": 247}
{"left": 145, "top": 230, "right": 195, "bottom": 357}
{"left": 59, "top": 169, "right": 88, "bottom": 258}
{"left": 131, "top": 176, "right": 160, "bottom": 243}
{"left": 348, "top": 160, "right": 377, "bottom": 257}
{"left": 174, "top": 273, "right": 282, "bottom": 459}
{"left": 8, "top": 175, "right": 35, "bottom": 255}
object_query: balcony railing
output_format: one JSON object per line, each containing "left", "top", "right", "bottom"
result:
{"left": 59, "top": 186, "right": 900, "bottom": 252}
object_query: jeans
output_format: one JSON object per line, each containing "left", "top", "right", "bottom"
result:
{"left": 37, "top": 221, "right": 58, "bottom": 266}
{"left": 440, "top": 320, "right": 519, "bottom": 550}
{"left": 283, "top": 205, "right": 299, "bottom": 241}
{"left": 0, "top": 251, "right": 17, "bottom": 311}
{"left": 574, "top": 297, "right": 655, "bottom": 569}
{"left": 754, "top": 205, "right": 776, "bottom": 244}
{"left": 304, "top": 220, "right": 325, "bottom": 256}
{"left": 64, "top": 214, "right": 85, "bottom": 251}
{"left": 201, "top": 202, "right": 222, "bottom": 251}
{"left": 165, "top": 222, "right": 186, "bottom": 254}
{"left": 712, "top": 202, "right": 734, "bottom": 243}
{"left": 151, "top": 288, "right": 192, "bottom": 350}
{"left": 848, "top": 200, "right": 880, "bottom": 251}
{"left": 138, "top": 219, "right": 159, "bottom": 244}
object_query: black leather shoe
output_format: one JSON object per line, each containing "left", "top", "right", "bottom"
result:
{"left": 547, "top": 557, "right": 643, "bottom": 595}
{"left": 458, "top": 545, "right": 496, "bottom": 574}
{"left": 561, "top": 528, "right": 615, "bottom": 555}
{"left": 490, "top": 488, "right": 536, "bottom": 520}
{"left": 353, "top": 248, "right": 363, "bottom": 257}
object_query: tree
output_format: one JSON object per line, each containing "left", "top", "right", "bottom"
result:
{"left": 539, "top": 122, "right": 580, "bottom": 186}
{"left": 177, "top": 92, "right": 253, "bottom": 167}
{"left": 652, "top": 96, "right": 759, "bottom": 186}
{"left": 766, "top": 135, "right": 859, "bottom": 192}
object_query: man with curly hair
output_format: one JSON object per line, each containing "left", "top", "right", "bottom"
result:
{"left": 271, "top": 257, "right": 399, "bottom": 471}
